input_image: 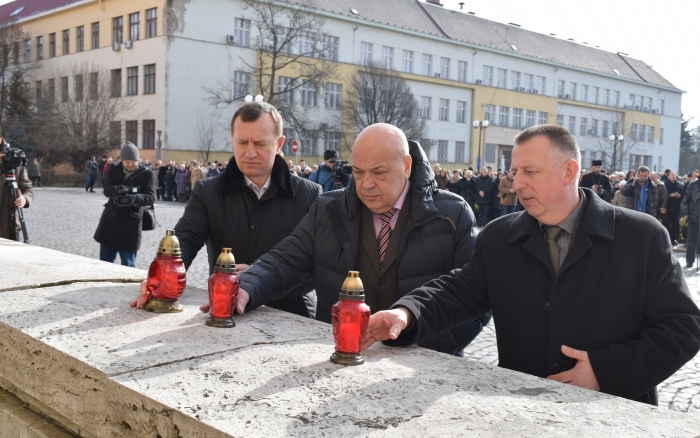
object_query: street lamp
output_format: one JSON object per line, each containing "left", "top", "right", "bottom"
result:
{"left": 473, "top": 119, "right": 489, "bottom": 170}
{"left": 608, "top": 134, "right": 624, "bottom": 172}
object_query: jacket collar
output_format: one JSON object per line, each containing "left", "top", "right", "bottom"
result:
{"left": 508, "top": 188, "right": 615, "bottom": 243}
{"left": 221, "top": 154, "right": 295, "bottom": 198}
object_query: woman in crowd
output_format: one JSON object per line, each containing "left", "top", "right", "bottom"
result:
{"left": 435, "top": 168, "right": 449, "bottom": 189}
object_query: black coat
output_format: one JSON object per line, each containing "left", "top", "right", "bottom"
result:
{"left": 391, "top": 189, "right": 700, "bottom": 404}
{"left": 664, "top": 180, "right": 684, "bottom": 216}
{"left": 94, "top": 163, "right": 156, "bottom": 251}
{"left": 580, "top": 172, "right": 612, "bottom": 202}
{"left": 239, "top": 141, "right": 490, "bottom": 355}
{"left": 174, "top": 155, "right": 322, "bottom": 318}
{"left": 474, "top": 175, "right": 493, "bottom": 204}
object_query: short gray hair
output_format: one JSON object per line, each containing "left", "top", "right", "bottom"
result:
{"left": 514, "top": 124, "right": 581, "bottom": 164}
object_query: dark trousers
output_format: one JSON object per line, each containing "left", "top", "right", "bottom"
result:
{"left": 476, "top": 203, "right": 490, "bottom": 227}
{"left": 662, "top": 212, "right": 680, "bottom": 243}
{"left": 85, "top": 174, "right": 96, "bottom": 192}
{"left": 100, "top": 244, "right": 137, "bottom": 267}
{"left": 500, "top": 205, "right": 516, "bottom": 216}
{"left": 687, "top": 221, "right": 700, "bottom": 265}
{"left": 31, "top": 176, "right": 41, "bottom": 187}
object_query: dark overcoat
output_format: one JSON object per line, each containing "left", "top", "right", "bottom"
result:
{"left": 391, "top": 188, "right": 700, "bottom": 404}
{"left": 94, "top": 162, "right": 156, "bottom": 251}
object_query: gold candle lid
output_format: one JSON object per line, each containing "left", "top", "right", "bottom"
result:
{"left": 157, "top": 229, "right": 182, "bottom": 256}
{"left": 214, "top": 248, "right": 236, "bottom": 274}
{"left": 340, "top": 271, "right": 365, "bottom": 301}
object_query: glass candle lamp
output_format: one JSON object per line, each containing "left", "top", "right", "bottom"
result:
{"left": 330, "top": 271, "right": 370, "bottom": 366}
{"left": 144, "top": 229, "right": 187, "bottom": 313}
{"left": 206, "top": 248, "right": 239, "bottom": 328}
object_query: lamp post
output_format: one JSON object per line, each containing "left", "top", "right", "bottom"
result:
{"left": 473, "top": 119, "right": 489, "bottom": 170}
{"left": 609, "top": 134, "right": 624, "bottom": 172}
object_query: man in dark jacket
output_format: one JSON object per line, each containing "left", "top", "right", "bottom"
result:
{"left": 663, "top": 171, "right": 684, "bottom": 245}
{"left": 131, "top": 102, "right": 321, "bottom": 318}
{"left": 681, "top": 176, "right": 700, "bottom": 268}
{"left": 364, "top": 124, "right": 700, "bottom": 405}
{"left": 474, "top": 169, "right": 493, "bottom": 227}
{"left": 621, "top": 166, "right": 657, "bottom": 215}
{"left": 309, "top": 149, "right": 350, "bottom": 193}
{"left": 580, "top": 160, "right": 612, "bottom": 202}
{"left": 0, "top": 144, "right": 33, "bottom": 241}
{"left": 85, "top": 155, "right": 98, "bottom": 193}
{"left": 233, "top": 123, "right": 490, "bottom": 356}
{"left": 94, "top": 142, "right": 156, "bottom": 267}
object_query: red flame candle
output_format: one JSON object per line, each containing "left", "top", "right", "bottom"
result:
{"left": 144, "top": 229, "right": 186, "bottom": 313}
{"left": 206, "top": 248, "right": 239, "bottom": 328}
{"left": 330, "top": 271, "right": 370, "bottom": 366}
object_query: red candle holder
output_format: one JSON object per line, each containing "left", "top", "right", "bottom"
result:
{"left": 330, "top": 271, "right": 370, "bottom": 366}
{"left": 144, "top": 229, "right": 187, "bottom": 313}
{"left": 206, "top": 248, "right": 239, "bottom": 328}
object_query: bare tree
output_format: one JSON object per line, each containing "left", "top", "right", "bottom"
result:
{"left": 340, "top": 61, "right": 426, "bottom": 151}
{"left": 0, "top": 18, "right": 33, "bottom": 128}
{"left": 589, "top": 112, "right": 647, "bottom": 172}
{"left": 30, "top": 63, "right": 139, "bottom": 172}
{"left": 194, "top": 110, "right": 223, "bottom": 163}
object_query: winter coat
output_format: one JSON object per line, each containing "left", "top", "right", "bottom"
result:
{"left": 85, "top": 159, "right": 98, "bottom": 175}
{"left": 174, "top": 154, "right": 322, "bottom": 318}
{"left": 461, "top": 177, "right": 477, "bottom": 207}
{"left": 474, "top": 175, "right": 494, "bottom": 204}
{"left": 681, "top": 179, "right": 700, "bottom": 223}
{"left": 239, "top": 141, "right": 489, "bottom": 356}
{"left": 435, "top": 174, "right": 449, "bottom": 189}
{"left": 164, "top": 169, "right": 176, "bottom": 192}
{"left": 391, "top": 188, "right": 700, "bottom": 405}
{"left": 175, "top": 170, "right": 188, "bottom": 195}
{"left": 27, "top": 161, "right": 40, "bottom": 178}
{"left": 653, "top": 180, "right": 668, "bottom": 218}
{"left": 622, "top": 178, "right": 657, "bottom": 215}
{"left": 444, "top": 177, "right": 463, "bottom": 197}
{"left": 664, "top": 180, "right": 685, "bottom": 216}
{"left": 157, "top": 166, "right": 168, "bottom": 188}
{"left": 0, "top": 165, "right": 33, "bottom": 240}
{"left": 206, "top": 168, "right": 219, "bottom": 179}
{"left": 611, "top": 190, "right": 625, "bottom": 207}
{"left": 580, "top": 172, "right": 612, "bottom": 202}
{"left": 499, "top": 176, "right": 517, "bottom": 206}
{"left": 93, "top": 163, "right": 156, "bottom": 251}
{"left": 309, "top": 163, "right": 349, "bottom": 193}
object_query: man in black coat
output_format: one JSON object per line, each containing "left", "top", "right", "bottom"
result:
{"left": 232, "top": 123, "right": 490, "bottom": 356}
{"left": 580, "top": 160, "right": 612, "bottom": 202}
{"left": 364, "top": 124, "right": 700, "bottom": 405}
{"left": 663, "top": 171, "right": 684, "bottom": 245}
{"left": 474, "top": 169, "right": 493, "bottom": 227}
{"left": 131, "top": 102, "right": 321, "bottom": 318}
{"left": 94, "top": 142, "right": 156, "bottom": 267}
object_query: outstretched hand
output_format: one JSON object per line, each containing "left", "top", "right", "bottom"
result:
{"left": 129, "top": 280, "right": 150, "bottom": 309}
{"left": 199, "top": 287, "right": 250, "bottom": 315}
{"left": 361, "top": 308, "right": 412, "bottom": 351}
{"left": 546, "top": 345, "right": 600, "bottom": 391}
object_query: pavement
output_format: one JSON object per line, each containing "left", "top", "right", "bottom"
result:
{"left": 19, "top": 187, "right": 700, "bottom": 413}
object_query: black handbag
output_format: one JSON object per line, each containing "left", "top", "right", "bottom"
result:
{"left": 142, "top": 205, "right": 157, "bottom": 231}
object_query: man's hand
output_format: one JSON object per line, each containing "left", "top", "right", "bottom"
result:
{"left": 660, "top": 208, "right": 667, "bottom": 214}
{"left": 684, "top": 215, "right": 689, "bottom": 221}
{"left": 479, "top": 191, "right": 485, "bottom": 197}
{"left": 546, "top": 345, "right": 600, "bottom": 391}
{"left": 591, "top": 184, "right": 598, "bottom": 192}
{"left": 129, "top": 280, "right": 150, "bottom": 309}
{"left": 14, "top": 189, "right": 25, "bottom": 208}
{"left": 361, "top": 308, "right": 412, "bottom": 351}
{"left": 199, "top": 287, "right": 250, "bottom": 314}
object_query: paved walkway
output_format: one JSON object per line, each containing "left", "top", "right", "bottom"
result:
{"left": 20, "top": 187, "right": 700, "bottom": 413}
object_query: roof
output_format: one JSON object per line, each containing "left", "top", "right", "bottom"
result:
{"left": 0, "top": 0, "right": 86, "bottom": 21}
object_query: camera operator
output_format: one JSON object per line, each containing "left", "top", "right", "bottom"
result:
{"left": 0, "top": 139, "right": 33, "bottom": 241}
{"left": 309, "top": 149, "right": 350, "bottom": 193}
{"left": 94, "top": 142, "right": 156, "bottom": 267}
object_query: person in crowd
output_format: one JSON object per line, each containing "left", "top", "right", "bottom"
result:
{"left": 102, "top": 157, "right": 112, "bottom": 183}
{"left": 94, "top": 142, "right": 155, "bottom": 267}
{"left": 499, "top": 170, "right": 516, "bottom": 216}
{"left": 85, "top": 155, "right": 98, "bottom": 193}
{"left": 435, "top": 168, "right": 449, "bottom": 189}
{"left": 489, "top": 171, "right": 502, "bottom": 222}
{"left": 0, "top": 142, "right": 33, "bottom": 241}
{"left": 190, "top": 160, "right": 204, "bottom": 193}
{"left": 157, "top": 160, "right": 168, "bottom": 201}
{"left": 206, "top": 162, "right": 219, "bottom": 178}
{"left": 475, "top": 167, "right": 493, "bottom": 227}
{"left": 580, "top": 160, "right": 612, "bottom": 202}
{"left": 663, "top": 171, "right": 684, "bottom": 245}
{"left": 28, "top": 158, "right": 41, "bottom": 187}
{"left": 98, "top": 155, "right": 107, "bottom": 186}
{"left": 622, "top": 166, "right": 657, "bottom": 215}
{"left": 303, "top": 166, "right": 312, "bottom": 179}
{"left": 611, "top": 180, "right": 626, "bottom": 207}
{"left": 681, "top": 174, "right": 700, "bottom": 268}
{"left": 163, "top": 164, "right": 175, "bottom": 201}
{"left": 445, "top": 170, "right": 463, "bottom": 197}
{"left": 131, "top": 102, "right": 321, "bottom": 318}
{"left": 309, "top": 150, "right": 350, "bottom": 192}
{"left": 462, "top": 170, "right": 477, "bottom": 211}
{"left": 229, "top": 123, "right": 490, "bottom": 357}
{"left": 649, "top": 172, "right": 668, "bottom": 220}
{"left": 625, "top": 169, "right": 636, "bottom": 181}
{"left": 363, "top": 124, "right": 700, "bottom": 406}
{"left": 153, "top": 161, "right": 162, "bottom": 200}
{"left": 175, "top": 164, "right": 188, "bottom": 202}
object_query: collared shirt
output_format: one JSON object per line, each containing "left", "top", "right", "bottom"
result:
{"left": 372, "top": 180, "right": 411, "bottom": 238}
{"left": 539, "top": 189, "right": 585, "bottom": 269}
{"left": 243, "top": 175, "right": 272, "bottom": 199}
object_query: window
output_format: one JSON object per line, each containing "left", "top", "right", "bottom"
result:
{"left": 382, "top": 46, "right": 394, "bottom": 69}
{"left": 129, "top": 12, "right": 140, "bottom": 41}
{"left": 360, "top": 42, "right": 372, "bottom": 66}
{"left": 402, "top": 51, "right": 413, "bottom": 73}
{"left": 569, "top": 82, "right": 576, "bottom": 100}
{"left": 37, "top": 36, "right": 43, "bottom": 60}
{"left": 61, "top": 77, "right": 68, "bottom": 102}
{"left": 143, "top": 120, "right": 155, "bottom": 149}
{"left": 420, "top": 96, "right": 431, "bottom": 119}
{"left": 89, "top": 72, "right": 98, "bottom": 99}
{"left": 111, "top": 69, "right": 121, "bottom": 97}
{"left": 47, "top": 78, "right": 55, "bottom": 103}
{"left": 614, "top": 91, "right": 620, "bottom": 107}
{"left": 591, "top": 119, "right": 598, "bottom": 137}
{"left": 496, "top": 68, "right": 507, "bottom": 88}
{"left": 91, "top": 22, "right": 99, "bottom": 49}
{"left": 603, "top": 89, "right": 610, "bottom": 106}
{"left": 557, "top": 80, "right": 565, "bottom": 97}
{"left": 512, "top": 108, "right": 523, "bottom": 127}
{"left": 498, "top": 106, "right": 509, "bottom": 126}
{"left": 612, "top": 121, "right": 620, "bottom": 136}
{"left": 145, "top": 8, "right": 158, "bottom": 38}
{"left": 660, "top": 100, "right": 665, "bottom": 115}
{"left": 484, "top": 105, "right": 495, "bottom": 124}
{"left": 126, "top": 121, "right": 138, "bottom": 146}
{"left": 647, "top": 126, "right": 654, "bottom": 143}
{"left": 62, "top": 30, "right": 69, "bottom": 55}
{"left": 74, "top": 74, "right": 83, "bottom": 100}
{"left": 556, "top": 114, "right": 563, "bottom": 126}
{"left": 278, "top": 76, "right": 293, "bottom": 104}
{"left": 580, "top": 117, "right": 588, "bottom": 136}
{"left": 421, "top": 54, "right": 432, "bottom": 76}
{"left": 113, "top": 17, "right": 123, "bottom": 45}
{"left": 144, "top": 64, "right": 156, "bottom": 94}
{"left": 592, "top": 87, "right": 599, "bottom": 104}
{"left": 127, "top": 67, "right": 138, "bottom": 95}
{"left": 458, "top": 61, "right": 467, "bottom": 82}
{"left": 299, "top": 129, "right": 316, "bottom": 155}
{"left": 49, "top": 33, "right": 56, "bottom": 57}
{"left": 645, "top": 97, "right": 652, "bottom": 111}
{"left": 300, "top": 82, "right": 317, "bottom": 106}
{"left": 568, "top": 116, "right": 576, "bottom": 134}
{"left": 437, "top": 140, "right": 448, "bottom": 162}
{"left": 482, "top": 66, "right": 493, "bottom": 86}
{"left": 525, "top": 110, "right": 535, "bottom": 128}
{"left": 628, "top": 94, "right": 635, "bottom": 108}
{"left": 439, "top": 99, "right": 449, "bottom": 121}
{"left": 233, "top": 70, "right": 249, "bottom": 98}
{"left": 581, "top": 85, "right": 588, "bottom": 102}
{"left": 630, "top": 124, "right": 638, "bottom": 141}
{"left": 456, "top": 101, "right": 467, "bottom": 123}
{"left": 455, "top": 141, "right": 465, "bottom": 163}
{"left": 24, "top": 39, "right": 30, "bottom": 62}
{"left": 511, "top": 71, "right": 520, "bottom": 90}
{"left": 322, "top": 35, "right": 338, "bottom": 60}
{"left": 537, "top": 76, "right": 546, "bottom": 94}
{"left": 298, "top": 31, "right": 315, "bottom": 55}
{"left": 275, "top": 26, "right": 292, "bottom": 54}
{"left": 110, "top": 122, "right": 121, "bottom": 148}
{"left": 77, "top": 26, "right": 84, "bottom": 52}
{"left": 638, "top": 125, "right": 645, "bottom": 142}
{"left": 325, "top": 131, "right": 341, "bottom": 151}
{"left": 325, "top": 83, "right": 341, "bottom": 109}
{"left": 602, "top": 120, "right": 609, "bottom": 137}
{"left": 35, "top": 80, "right": 42, "bottom": 102}
{"left": 440, "top": 58, "right": 450, "bottom": 79}
{"left": 636, "top": 95, "right": 643, "bottom": 109}
{"left": 539, "top": 111, "right": 548, "bottom": 125}
{"left": 523, "top": 74, "right": 533, "bottom": 92}
{"left": 10, "top": 42, "right": 18, "bottom": 65}
{"left": 660, "top": 128, "right": 664, "bottom": 144}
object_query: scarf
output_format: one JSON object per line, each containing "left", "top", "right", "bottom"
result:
{"left": 448, "top": 176, "right": 461, "bottom": 184}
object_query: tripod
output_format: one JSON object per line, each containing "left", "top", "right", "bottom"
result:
{"left": 0, "top": 169, "right": 29, "bottom": 243}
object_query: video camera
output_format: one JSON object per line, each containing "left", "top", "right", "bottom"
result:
{"left": 114, "top": 185, "right": 139, "bottom": 207}
{"left": 330, "top": 160, "right": 352, "bottom": 184}
{"left": 1, "top": 140, "right": 27, "bottom": 174}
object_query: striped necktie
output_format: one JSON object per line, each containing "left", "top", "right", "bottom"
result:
{"left": 377, "top": 208, "right": 398, "bottom": 266}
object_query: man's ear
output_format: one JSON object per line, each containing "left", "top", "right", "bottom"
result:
{"left": 404, "top": 155, "right": 412, "bottom": 178}
{"left": 276, "top": 135, "right": 286, "bottom": 154}
{"left": 563, "top": 158, "right": 580, "bottom": 187}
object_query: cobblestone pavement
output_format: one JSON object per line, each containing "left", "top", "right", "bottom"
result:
{"left": 21, "top": 187, "right": 700, "bottom": 413}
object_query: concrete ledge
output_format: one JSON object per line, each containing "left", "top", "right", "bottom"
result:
{"left": 0, "top": 387, "right": 76, "bottom": 438}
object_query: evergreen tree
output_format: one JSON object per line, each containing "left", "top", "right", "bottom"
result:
{"left": 680, "top": 113, "right": 694, "bottom": 153}
{"left": 3, "top": 69, "right": 30, "bottom": 136}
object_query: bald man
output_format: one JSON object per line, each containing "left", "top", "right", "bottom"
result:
{"left": 234, "top": 123, "right": 489, "bottom": 356}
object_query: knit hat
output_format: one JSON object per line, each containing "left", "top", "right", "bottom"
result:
{"left": 120, "top": 142, "right": 139, "bottom": 162}
{"left": 323, "top": 149, "right": 339, "bottom": 161}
